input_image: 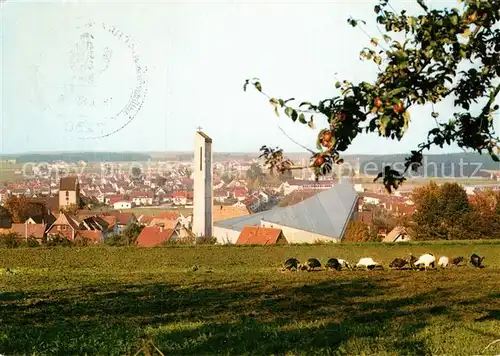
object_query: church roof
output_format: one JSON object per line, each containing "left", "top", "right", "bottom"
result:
{"left": 214, "top": 179, "right": 358, "bottom": 241}
{"left": 196, "top": 131, "right": 212, "bottom": 143}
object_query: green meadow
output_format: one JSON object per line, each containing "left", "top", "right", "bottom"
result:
{"left": 1, "top": 243, "right": 499, "bottom": 355}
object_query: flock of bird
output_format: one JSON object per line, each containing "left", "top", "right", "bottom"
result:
{"left": 282, "top": 253, "right": 486, "bottom": 272}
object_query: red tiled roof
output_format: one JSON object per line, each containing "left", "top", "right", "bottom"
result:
{"left": 155, "top": 211, "right": 180, "bottom": 220}
{"left": 136, "top": 227, "right": 175, "bottom": 247}
{"left": 236, "top": 226, "right": 286, "bottom": 245}
{"left": 130, "top": 191, "right": 154, "bottom": 198}
{"left": 108, "top": 196, "right": 124, "bottom": 205}
{"left": 100, "top": 215, "right": 117, "bottom": 229}
{"left": 233, "top": 188, "right": 248, "bottom": 197}
{"left": 50, "top": 212, "right": 81, "bottom": 231}
{"left": 137, "top": 214, "right": 154, "bottom": 225}
{"left": 7, "top": 223, "right": 46, "bottom": 239}
{"left": 106, "top": 211, "right": 136, "bottom": 225}
{"left": 76, "top": 230, "right": 102, "bottom": 244}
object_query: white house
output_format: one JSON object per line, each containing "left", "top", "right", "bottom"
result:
{"left": 130, "top": 191, "right": 154, "bottom": 206}
{"left": 113, "top": 201, "right": 132, "bottom": 210}
{"left": 172, "top": 192, "right": 188, "bottom": 206}
{"left": 354, "top": 184, "right": 365, "bottom": 193}
{"left": 258, "top": 191, "right": 269, "bottom": 204}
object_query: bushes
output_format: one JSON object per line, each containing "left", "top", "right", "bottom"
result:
{"left": 41, "top": 235, "right": 73, "bottom": 247}
{"left": 0, "top": 233, "right": 21, "bottom": 248}
{"left": 412, "top": 182, "right": 500, "bottom": 240}
{"left": 196, "top": 236, "right": 217, "bottom": 245}
{"left": 105, "top": 233, "right": 127, "bottom": 247}
{"left": 23, "top": 237, "right": 40, "bottom": 248}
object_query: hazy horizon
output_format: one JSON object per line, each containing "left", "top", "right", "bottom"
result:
{"left": 1, "top": 0, "right": 498, "bottom": 155}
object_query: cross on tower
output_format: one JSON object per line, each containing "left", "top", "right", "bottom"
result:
{"left": 196, "top": 126, "right": 203, "bottom": 132}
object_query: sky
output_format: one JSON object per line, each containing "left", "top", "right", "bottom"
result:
{"left": 0, "top": 0, "right": 498, "bottom": 155}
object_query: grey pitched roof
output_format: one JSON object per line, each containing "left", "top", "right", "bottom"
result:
{"left": 214, "top": 179, "right": 358, "bottom": 240}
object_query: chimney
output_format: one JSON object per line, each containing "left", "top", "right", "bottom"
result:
{"left": 159, "top": 226, "right": 164, "bottom": 232}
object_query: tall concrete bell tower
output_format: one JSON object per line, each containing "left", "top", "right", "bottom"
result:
{"left": 193, "top": 129, "right": 213, "bottom": 238}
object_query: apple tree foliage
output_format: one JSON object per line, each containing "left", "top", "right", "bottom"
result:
{"left": 244, "top": 0, "right": 500, "bottom": 193}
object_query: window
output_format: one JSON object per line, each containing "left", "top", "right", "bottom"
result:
{"left": 199, "top": 147, "right": 202, "bottom": 171}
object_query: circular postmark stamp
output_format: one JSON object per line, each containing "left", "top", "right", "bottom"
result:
{"left": 32, "top": 20, "right": 148, "bottom": 139}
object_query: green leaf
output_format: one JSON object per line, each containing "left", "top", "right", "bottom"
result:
{"left": 284, "top": 107, "right": 293, "bottom": 117}
{"left": 492, "top": 154, "right": 499, "bottom": 162}
{"left": 335, "top": 81, "right": 341, "bottom": 89}
{"left": 274, "top": 106, "right": 280, "bottom": 117}
{"left": 291, "top": 110, "right": 298, "bottom": 122}
{"left": 298, "top": 113, "right": 307, "bottom": 124}
{"left": 431, "top": 112, "right": 439, "bottom": 118}
{"left": 255, "top": 82, "right": 262, "bottom": 92}
{"left": 383, "top": 34, "right": 392, "bottom": 43}
{"left": 387, "top": 88, "right": 407, "bottom": 97}
{"left": 374, "top": 5, "right": 381, "bottom": 14}
{"left": 416, "top": 0, "right": 428, "bottom": 11}
{"left": 450, "top": 14, "right": 458, "bottom": 26}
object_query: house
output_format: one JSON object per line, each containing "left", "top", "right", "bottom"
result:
{"left": 232, "top": 201, "right": 247, "bottom": 209}
{"left": 354, "top": 184, "right": 365, "bottom": 193}
{"left": 235, "top": 226, "right": 287, "bottom": 245}
{"left": 2, "top": 223, "right": 46, "bottom": 241}
{"left": 113, "top": 201, "right": 132, "bottom": 210}
{"left": 361, "top": 193, "right": 384, "bottom": 205}
{"left": 155, "top": 211, "right": 181, "bottom": 220}
{"left": 212, "top": 205, "right": 250, "bottom": 222}
{"left": 76, "top": 230, "right": 103, "bottom": 244}
{"left": 46, "top": 212, "right": 81, "bottom": 240}
{"left": 130, "top": 191, "right": 154, "bottom": 206}
{"left": 172, "top": 192, "right": 188, "bottom": 206}
{"left": 137, "top": 214, "right": 155, "bottom": 226}
{"left": 232, "top": 188, "right": 248, "bottom": 201}
{"left": 100, "top": 215, "right": 118, "bottom": 234}
{"left": 242, "top": 196, "right": 260, "bottom": 212}
{"left": 382, "top": 226, "right": 415, "bottom": 243}
{"left": 278, "top": 179, "right": 336, "bottom": 196}
{"left": 105, "top": 211, "right": 138, "bottom": 231}
{"left": 258, "top": 192, "right": 269, "bottom": 204}
{"left": 135, "top": 226, "right": 177, "bottom": 247}
{"left": 59, "top": 176, "right": 80, "bottom": 210}
{"left": 214, "top": 189, "right": 230, "bottom": 203}
{"left": 80, "top": 215, "right": 110, "bottom": 233}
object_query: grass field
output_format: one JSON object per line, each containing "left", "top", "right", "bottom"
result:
{"left": 1, "top": 243, "right": 500, "bottom": 356}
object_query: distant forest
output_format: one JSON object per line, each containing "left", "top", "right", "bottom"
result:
{"left": 354, "top": 153, "right": 499, "bottom": 178}
{"left": 1, "top": 152, "right": 499, "bottom": 177}
{"left": 1, "top": 152, "right": 152, "bottom": 163}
